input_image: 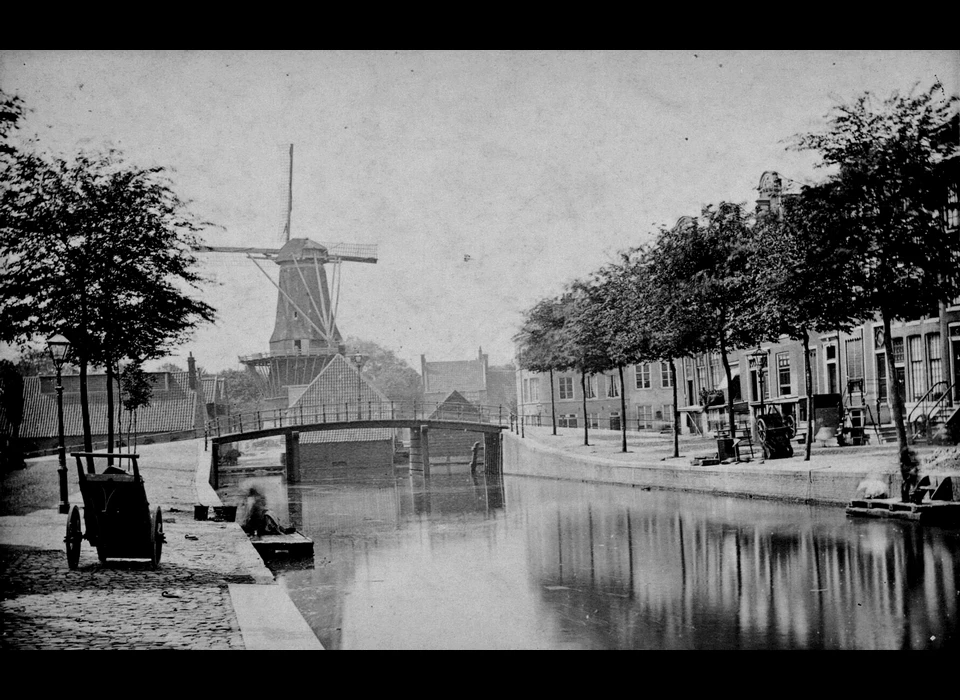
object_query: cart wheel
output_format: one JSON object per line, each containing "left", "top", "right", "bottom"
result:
{"left": 150, "top": 507, "right": 163, "bottom": 569}
{"left": 65, "top": 506, "right": 82, "bottom": 569}
{"left": 784, "top": 415, "right": 796, "bottom": 439}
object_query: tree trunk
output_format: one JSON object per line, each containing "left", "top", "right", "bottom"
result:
{"left": 801, "top": 327, "right": 813, "bottom": 462}
{"left": 671, "top": 359, "right": 680, "bottom": 458}
{"left": 581, "top": 371, "right": 589, "bottom": 446}
{"left": 78, "top": 356, "right": 94, "bottom": 473}
{"left": 882, "top": 312, "right": 916, "bottom": 501}
{"left": 549, "top": 368, "right": 557, "bottom": 436}
{"left": 106, "top": 361, "right": 115, "bottom": 466}
{"left": 618, "top": 364, "right": 627, "bottom": 453}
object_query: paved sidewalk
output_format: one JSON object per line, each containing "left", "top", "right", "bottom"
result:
{"left": 0, "top": 439, "right": 322, "bottom": 650}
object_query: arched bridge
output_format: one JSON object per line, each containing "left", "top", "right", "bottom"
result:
{"left": 205, "top": 401, "right": 513, "bottom": 485}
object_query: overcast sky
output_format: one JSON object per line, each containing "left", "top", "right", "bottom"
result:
{"left": 2, "top": 50, "right": 957, "bottom": 372}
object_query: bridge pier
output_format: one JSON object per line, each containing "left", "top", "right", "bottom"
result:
{"left": 409, "top": 425, "right": 431, "bottom": 476}
{"left": 483, "top": 432, "right": 500, "bottom": 474}
{"left": 285, "top": 431, "right": 301, "bottom": 483}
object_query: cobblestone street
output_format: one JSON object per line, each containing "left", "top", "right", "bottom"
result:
{"left": 1, "top": 440, "right": 319, "bottom": 650}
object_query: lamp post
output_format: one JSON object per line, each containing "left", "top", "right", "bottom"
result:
{"left": 748, "top": 347, "right": 769, "bottom": 427}
{"left": 350, "top": 353, "right": 366, "bottom": 420}
{"left": 46, "top": 334, "right": 72, "bottom": 514}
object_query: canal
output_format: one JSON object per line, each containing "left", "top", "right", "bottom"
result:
{"left": 218, "top": 454, "right": 960, "bottom": 650}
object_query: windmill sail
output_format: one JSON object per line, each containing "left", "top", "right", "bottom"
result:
{"left": 194, "top": 144, "right": 378, "bottom": 407}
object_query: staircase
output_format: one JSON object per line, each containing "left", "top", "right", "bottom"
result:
{"left": 911, "top": 404, "right": 960, "bottom": 445}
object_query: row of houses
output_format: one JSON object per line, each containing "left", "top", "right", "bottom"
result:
{"left": 2, "top": 347, "right": 519, "bottom": 470}
{"left": 515, "top": 171, "right": 960, "bottom": 446}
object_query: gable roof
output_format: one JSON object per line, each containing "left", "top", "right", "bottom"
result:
{"left": 292, "top": 354, "right": 393, "bottom": 443}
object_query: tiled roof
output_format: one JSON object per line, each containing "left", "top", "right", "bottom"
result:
{"left": 291, "top": 354, "right": 393, "bottom": 442}
{"left": 301, "top": 428, "right": 394, "bottom": 444}
{"left": 428, "top": 390, "right": 481, "bottom": 420}
{"left": 199, "top": 375, "right": 226, "bottom": 404}
{"left": 18, "top": 373, "right": 202, "bottom": 439}
{"left": 423, "top": 359, "right": 486, "bottom": 395}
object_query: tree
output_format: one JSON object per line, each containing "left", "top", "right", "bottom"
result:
{"left": 647, "top": 204, "right": 762, "bottom": 436}
{"left": 745, "top": 182, "right": 867, "bottom": 461}
{"left": 343, "top": 337, "right": 423, "bottom": 404}
{"left": 1, "top": 145, "right": 216, "bottom": 460}
{"left": 220, "top": 367, "right": 267, "bottom": 415}
{"left": 793, "top": 84, "right": 960, "bottom": 497}
{"left": 617, "top": 244, "right": 702, "bottom": 458}
{"left": 515, "top": 295, "right": 570, "bottom": 435}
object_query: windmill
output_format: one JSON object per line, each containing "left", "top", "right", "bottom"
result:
{"left": 196, "top": 144, "right": 378, "bottom": 407}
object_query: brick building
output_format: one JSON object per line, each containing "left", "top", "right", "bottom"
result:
{"left": 421, "top": 347, "right": 516, "bottom": 411}
{"left": 289, "top": 353, "right": 397, "bottom": 476}
{"left": 518, "top": 168, "right": 960, "bottom": 445}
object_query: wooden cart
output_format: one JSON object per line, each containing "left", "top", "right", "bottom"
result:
{"left": 64, "top": 452, "right": 165, "bottom": 569}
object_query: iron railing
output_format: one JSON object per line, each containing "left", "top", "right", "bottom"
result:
{"left": 206, "top": 401, "right": 512, "bottom": 439}
{"left": 907, "top": 379, "right": 956, "bottom": 441}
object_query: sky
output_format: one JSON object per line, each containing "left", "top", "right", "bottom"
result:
{"left": 2, "top": 50, "right": 958, "bottom": 373}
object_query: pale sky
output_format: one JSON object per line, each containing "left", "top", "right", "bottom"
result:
{"left": 2, "top": 50, "right": 957, "bottom": 372}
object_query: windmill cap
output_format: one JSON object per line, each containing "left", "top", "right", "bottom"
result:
{"left": 275, "top": 238, "right": 328, "bottom": 263}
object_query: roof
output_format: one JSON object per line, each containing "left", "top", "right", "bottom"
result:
{"left": 422, "top": 359, "right": 486, "bottom": 395}
{"left": 199, "top": 375, "right": 226, "bottom": 404}
{"left": 291, "top": 354, "right": 393, "bottom": 442}
{"left": 18, "top": 373, "right": 202, "bottom": 439}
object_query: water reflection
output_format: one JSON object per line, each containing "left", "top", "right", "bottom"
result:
{"left": 219, "top": 464, "right": 959, "bottom": 649}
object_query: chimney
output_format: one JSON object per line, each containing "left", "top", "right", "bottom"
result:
{"left": 187, "top": 352, "right": 197, "bottom": 391}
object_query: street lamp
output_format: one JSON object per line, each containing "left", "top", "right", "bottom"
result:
{"left": 748, "top": 347, "right": 769, "bottom": 424}
{"left": 349, "top": 353, "right": 366, "bottom": 420}
{"left": 46, "top": 334, "right": 72, "bottom": 514}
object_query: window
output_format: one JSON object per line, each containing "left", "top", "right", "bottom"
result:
{"left": 662, "top": 404, "right": 674, "bottom": 422}
{"left": 660, "top": 361, "right": 672, "bottom": 388}
{"left": 559, "top": 414, "right": 578, "bottom": 428}
{"left": 876, "top": 351, "right": 888, "bottom": 402}
{"left": 945, "top": 184, "right": 959, "bottom": 230}
{"left": 523, "top": 377, "right": 540, "bottom": 403}
{"left": 927, "top": 333, "right": 943, "bottom": 389}
{"left": 559, "top": 376, "right": 574, "bottom": 400}
{"left": 607, "top": 374, "right": 620, "bottom": 398}
{"left": 609, "top": 412, "right": 621, "bottom": 431}
{"left": 908, "top": 335, "right": 924, "bottom": 400}
{"left": 696, "top": 362, "right": 706, "bottom": 393}
{"left": 845, "top": 337, "right": 864, "bottom": 384}
{"left": 891, "top": 337, "right": 905, "bottom": 365}
{"left": 709, "top": 357, "right": 722, "bottom": 388}
{"left": 777, "top": 352, "right": 791, "bottom": 396}
{"left": 584, "top": 374, "right": 597, "bottom": 399}
{"left": 587, "top": 413, "right": 600, "bottom": 428}
{"left": 637, "top": 405, "right": 654, "bottom": 429}
{"left": 635, "top": 363, "right": 651, "bottom": 389}
{"left": 807, "top": 349, "right": 818, "bottom": 394}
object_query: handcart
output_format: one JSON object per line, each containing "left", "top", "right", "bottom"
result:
{"left": 64, "top": 452, "right": 165, "bottom": 569}
{"left": 756, "top": 410, "right": 795, "bottom": 460}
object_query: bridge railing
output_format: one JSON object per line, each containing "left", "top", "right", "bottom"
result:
{"left": 206, "top": 400, "right": 513, "bottom": 438}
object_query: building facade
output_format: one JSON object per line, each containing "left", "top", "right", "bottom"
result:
{"left": 517, "top": 168, "right": 960, "bottom": 445}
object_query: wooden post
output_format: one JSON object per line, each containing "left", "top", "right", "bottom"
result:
{"left": 210, "top": 443, "right": 220, "bottom": 490}
{"left": 285, "top": 431, "right": 301, "bottom": 483}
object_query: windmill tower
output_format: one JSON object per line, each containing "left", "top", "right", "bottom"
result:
{"left": 197, "top": 145, "right": 378, "bottom": 408}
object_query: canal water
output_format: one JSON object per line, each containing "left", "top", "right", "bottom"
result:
{"left": 218, "top": 455, "right": 960, "bottom": 650}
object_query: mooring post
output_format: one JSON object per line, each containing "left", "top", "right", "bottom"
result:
{"left": 285, "top": 431, "right": 301, "bottom": 483}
